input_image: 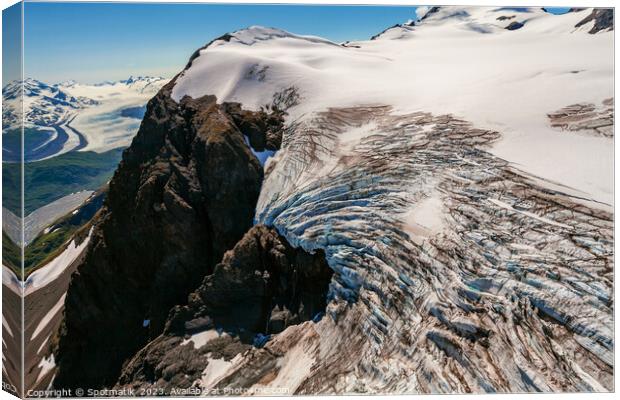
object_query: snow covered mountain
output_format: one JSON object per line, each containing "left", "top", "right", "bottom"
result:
{"left": 2, "top": 75, "right": 168, "bottom": 161}
{"left": 66, "top": 75, "right": 167, "bottom": 96}
{"left": 20, "top": 6, "right": 613, "bottom": 395}
{"left": 2, "top": 75, "right": 169, "bottom": 129}
{"left": 2, "top": 78, "right": 98, "bottom": 131}
{"left": 172, "top": 6, "right": 613, "bottom": 205}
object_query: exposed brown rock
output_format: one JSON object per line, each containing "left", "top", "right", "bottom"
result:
{"left": 53, "top": 80, "right": 283, "bottom": 390}
{"left": 222, "top": 103, "right": 284, "bottom": 151}
{"left": 116, "top": 224, "right": 333, "bottom": 392}
{"left": 167, "top": 224, "right": 332, "bottom": 338}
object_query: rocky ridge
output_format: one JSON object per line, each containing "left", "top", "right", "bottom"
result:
{"left": 574, "top": 8, "right": 614, "bottom": 33}
{"left": 52, "top": 80, "right": 287, "bottom": 389}
{"left": 2, "top": 78, "right": 98, "bottom": 129}
{"left": 116, "top": 224, "right": 333, "bottom": 391}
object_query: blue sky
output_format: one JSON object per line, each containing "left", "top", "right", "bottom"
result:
{"left": 18, "top": 2, "right": 570, "bottom": 84}
{"left": 2, "top": 2, "right": 21, "bottom": 84}
{"left": 23, "top": 2, "right": 419, "bottom": 83}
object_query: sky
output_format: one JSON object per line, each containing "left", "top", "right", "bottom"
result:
{"left": 2, "top": 2, "right": 21, "bottom": 84}
{"left": 11, "top": 2, "right": 570, "bottom": 84}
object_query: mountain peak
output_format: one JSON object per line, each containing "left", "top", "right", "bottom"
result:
{"left": 222, "top": 25, "right": 338, "bottom": 47}
{"left": 415, "top": 6, "right": 545, "bottom": 29}
{"left": 3, "top": 77, "right": 57, "bottom": 97}
{"left": 121, "top": 75, "right": 165, "bottom": 84}
{"left": 372, "top": 6, "right": 612, "bottom": 41}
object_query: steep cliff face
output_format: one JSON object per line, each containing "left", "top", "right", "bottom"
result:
{"left": 53, "top": 82, "right": 283, "bottom": 389}
{"left": 116, "top": 224, "right": 333, "bottom": 391}
{"left": 166, "top": 224, "right": 332, "bottom": 339}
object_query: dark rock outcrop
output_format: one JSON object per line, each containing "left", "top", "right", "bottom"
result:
{"left": 167, "top": 224, "right": 333, "bottom": 339}
{"left": 575, "top": 8, "right": 613, "bottom": 33}
{"left": 116, "top": 224, "right": 333, "bottom": 391}
{"left": 505, "top": 21, "right": 524, "bottom": 30}
{"left": 184, "top": 34, "right": 233, "bottom": 70}
{"left": 370, "top": 24, "right": 405, "bottom": 40}
{"left": 53, "top": 80, "right": 284, "bottom": 390}
{"left": 419, "top": 6, "right": 441, "bottom": 21}
{"left": 222, "top": 103, "right": 284, "bottom": 151}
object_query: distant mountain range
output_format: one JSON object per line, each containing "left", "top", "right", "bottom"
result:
{"left": 1, "top": 75, "right": 169, "bottom": 245}
{"left": 2, "top": 78, "right": 98, "bottom": 130}
{"left": 2, "top": 76, "right": 167, "bottom": 132}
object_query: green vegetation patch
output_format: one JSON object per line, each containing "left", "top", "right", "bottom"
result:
{"left": 25, "top": 225, "right": 74, "bottom": 274}
{"left": 2, "top": 231, "right": 21, "bottom": 277}
{"left": 24, "top": 189, "right": 105, "bottom": 275}
{"left": 3, "top": 147, "right": 123, "bottom": 214}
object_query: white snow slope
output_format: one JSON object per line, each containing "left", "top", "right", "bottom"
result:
{"left": 172, "top": 7, "right": 613, "bottom": 206}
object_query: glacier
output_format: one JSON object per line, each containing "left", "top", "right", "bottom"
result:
{"left": 162, "top": 6, "right": 614, "bottom": 393}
